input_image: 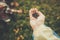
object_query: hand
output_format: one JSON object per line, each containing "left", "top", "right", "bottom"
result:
{"left": 17, "top": 9, "right": 23, "bottom": 13}
{"left": 11, "top": 2, "right": 19, "bottom": 7}
{"left": 11, "top": 9, "right": 22, "bottom": 13}
{"left": 29, "top": 8, "right": 45, "bottom": 30}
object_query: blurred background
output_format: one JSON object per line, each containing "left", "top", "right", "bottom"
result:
{"left": 0, "top": 0, "right": 60, "bottom": 40}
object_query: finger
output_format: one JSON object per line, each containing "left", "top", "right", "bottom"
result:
{"left": 36, "top": 11, "right": 45, "bottom": 20}
{"left": 29, "top": 8, "right": 38, "bottom": 14}
{"left": 29, "top": 8, "right": 37, "bottom": 20}
{"left": 34, "top": 8, "right": 38, "bottom": 11}
{"left": 29, "top": 12, "right": 36, "bottom": 20}
{"left": 29, "top": 8, "right": 34, "bottom": 18}
{"left": 37, "top": 11, "right": 45, "bottom": 17}
{"left": 36, "top": 11, "right": 43, "bottom": 16}
{"left": 17, "top": 9, "right": 22, "bottom": 13}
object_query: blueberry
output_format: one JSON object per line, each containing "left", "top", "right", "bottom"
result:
{"left": 32, "top": 13, "right": 39, "bottom": 18}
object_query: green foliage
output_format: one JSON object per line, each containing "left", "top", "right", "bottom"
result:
{"left": 0, "top": 0, "right": 60, "bottom": 40}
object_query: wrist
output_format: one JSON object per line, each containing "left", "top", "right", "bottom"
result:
{"left": 32, "top": 24, "right": 45, "bottom": 31}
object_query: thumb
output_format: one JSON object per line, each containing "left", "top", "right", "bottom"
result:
{"left": 29, "top": 9, "right": 36, "bottom": 20}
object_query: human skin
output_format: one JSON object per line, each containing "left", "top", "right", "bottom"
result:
{"left": 29, "top": 8, "right": 45, "bottom": 30}
{"left": 29, "top": 8, "right": 59, "bottom": 40}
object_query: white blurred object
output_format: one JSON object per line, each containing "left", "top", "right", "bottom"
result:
{"left": 4, "top": 19, "right": 10, "bottom": 22}
{"left": 0, "top": 2, "right": 8, "bottom": 6}
{"left": 33, "top": 24, "right": 60, "bottom": 40}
